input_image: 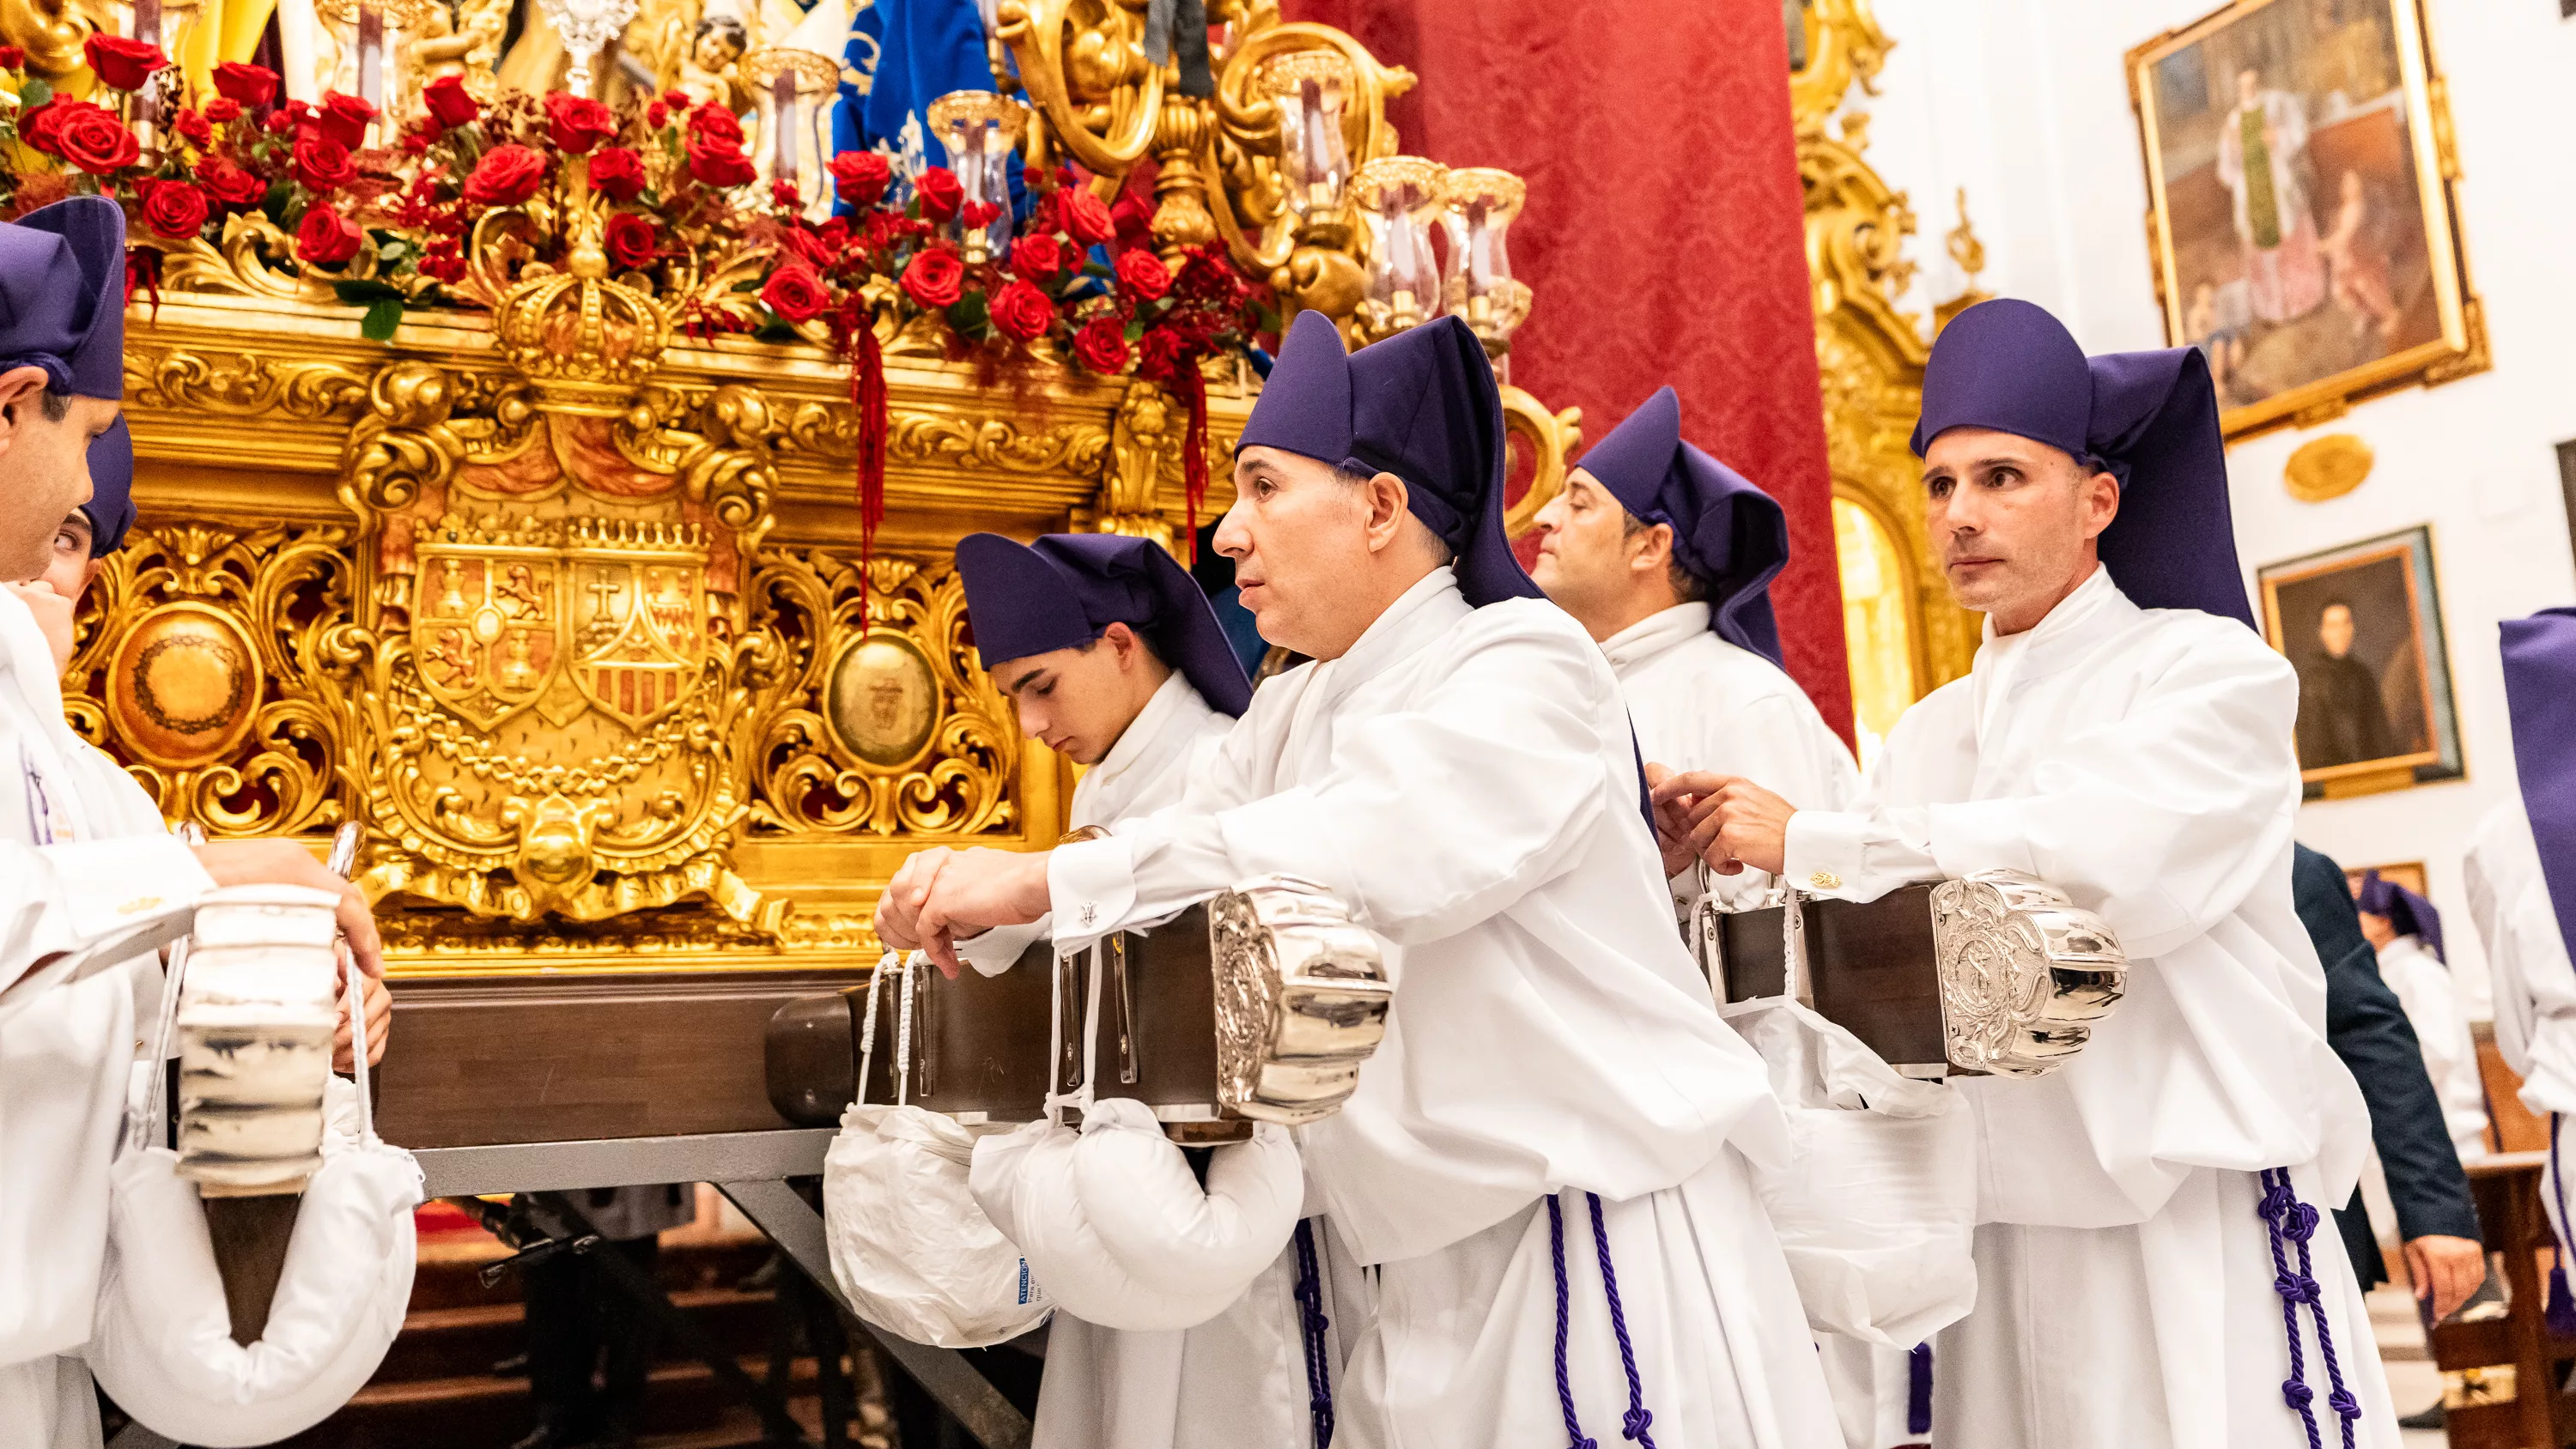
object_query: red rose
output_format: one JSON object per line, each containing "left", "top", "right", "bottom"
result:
{"left": 195, "top": 155, "right": 269, "bottom": 211}
{"left": 644, "top": 100, "right": 668, "bottom": 130}
{"left": 1114, "top": 247, "right": 1171, "bottom": 301}
{"left": 961, "top": 199, "right": 1000, "bottom": 230}
{"left": 543, "top": 90, "right": 616, "bottom": 153}
{"left": 137, "top": 179, "right": 210, "bottom": 239}
{"left": 761, "top": 260, "right": 832, "bottom": 322}
{"left": 685, "top": 135, "right": 756, "bottom": 190}
{"left": 1008, "top": 233, "right": 1060, "bottom": 281}
{"left": 603, "top": 211, "right": 658, "bottom": 270}
{"left": 318, "top": 89, "right": 375, "bottom": 148}
{"left": 913, "top": 166, "right": 962, "bottom": 222}
{"left": 1058, "top": 185, "right": 1114, "bottom": 246}
{"left": 263, "top": 108, "right": 294, "bottom": 135}
{"left": 687, "top": 104, "right": 742, "bottom": 149}
{"left": 52, "top": 100, "right": 140, "bottom": 174}
{"left": 292, "top": 133, "right": 353, "bottom": 191}
{"left": 988, "top": 277, "right": 1055, "bottom": 343}
{"left": 18, "top": 99, "right": 64, "bottom": 154}
{"left": 1071, "top": 316, "right": 1129, "bottom": 373}
{"left": 662, "top": 89, "right": 692, "bottom": 111}
{"left": 0, "top": 45, "right": 24, "bottom": 70}
{"left": 212, "top": 61, "right": 279, "bottom": 107}
{"left": 900, "top": 246, "right": 963, "bottom": 308}
{"left": 1134, "top": 325, "right": 1188, "bottom": 383}
{"left": 295, "top": 205, "right": 361, "bottom": 264}
{"left": 419, "top": 245, "right": 466, "bottom": 283}
{"left": 83, "top": 33, "right": 165, "bottom": 91}
{"left": 204, "top": 96, "right": 240, "bottom": 123}
{"left": 422, "top": 73, "right": 478, "bottom": 128}
{"left": 829, "top": 150, "right": 890, "bottom": 208}
{"left": 169, "top": 107, "right": 211, "bottom": 146}
{"left": 770, "top": 179, "right": 800, "bottom": 210}
{"left": 587, "top": 145, "right": 647, "bottom": 202}
{"left": 462, "top": 142, "right": 548, "bottom": 206}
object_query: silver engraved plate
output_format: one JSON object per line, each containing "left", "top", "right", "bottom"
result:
{"left": 1207, "top": 875, "right": 1394, "bottom": 1125}
{"left": 1930, "top": 869, "right": 2127, "bottom": 1077}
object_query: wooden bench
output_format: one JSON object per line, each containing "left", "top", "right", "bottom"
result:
{"left": 2434, "top": 1151, "right": 2576, "bottom": 1446}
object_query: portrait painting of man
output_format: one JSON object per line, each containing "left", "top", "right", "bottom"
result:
{"left": 2258, "top": 524, "right": 2463, "bottom": 795}
{"left": 2128, "top": 0, "right": 2483, "bottom": 438}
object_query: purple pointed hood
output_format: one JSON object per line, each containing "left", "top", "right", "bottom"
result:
{"left": 1577, "top": 385, "right": 1789, "bottom": 664}
{"left": 956, "top": 531, "right": 1253, "bottom": 718}
{"left": 0, "top": 197, "right": 127, "bottom": 401}
{"left": 2503, "top": 608, "right": 2576, "bottom": 964}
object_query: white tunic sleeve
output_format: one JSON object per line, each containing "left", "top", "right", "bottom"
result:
{"left": 1788, "top": 632, "right": 2300, "bottom": 961}
{"left": 0, "top": 837, "right": 210, "bottom": 1017}
{"left": 1051, "top": 616, "right": 1614, "bottom": 949}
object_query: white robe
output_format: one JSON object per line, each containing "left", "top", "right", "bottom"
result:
{"left": 2464, "top": 799, "right": 2576, "bottom": 1256}
{"left": 2372, "top": 936, "right": 2489, "bottom": 1162}
{"left": 1781, "top": 568, "right": 2394, "bottom": 1449}
{"left": 0, "top": 590, "right": 213, "bottom": 1449}
{"left": 1049, "top": 567, "right": 1841, "bottom": 1449}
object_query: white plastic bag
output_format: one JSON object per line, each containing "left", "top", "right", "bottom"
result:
{"left": 1722, "top": 997, "right": 1978, "bottom": 1347}
{"left": 1070, "top": 1098, "right": 1303, "bottom": 1297}
{"left": 823, "top": 1102, "right": 1051, "bottom": 1348}
{"left": 969, "top": 1113, "right": 1244, "bottom": 1331}
{"left": 84, "top": 1131, "right": 422, "bottom": 1447}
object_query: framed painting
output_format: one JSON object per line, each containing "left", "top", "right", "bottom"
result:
{"left": 2343, "top": 860, "right": 2427, "bottom": 898}
{"left": 2127, "top": 0, "right": 2486, "bottom": 440}
{"left": 2257, "top": 524, "right": 2464, "bottom": 798}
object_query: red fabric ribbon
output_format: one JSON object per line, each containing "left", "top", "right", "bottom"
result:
{"left": 843, "top": 309, "right": 889, "bottom": 627}
{"left": 123, "top": 246, "right": 161, "bottom": 319}
{"left": 1176, "top": 364, "right": 1208, "bottom": 561}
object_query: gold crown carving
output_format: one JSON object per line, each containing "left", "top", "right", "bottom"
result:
{"left": 415, "top": 512, "right": 567, "bottom": 549}
{"left": 491, "top": 185, "right": 673, "bottom": 418}
{"left": 568, "top": 517, "right": 713, "bottom": 558}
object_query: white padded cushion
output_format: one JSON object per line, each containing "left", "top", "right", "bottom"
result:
{"left": 969, "top": 1118, "right": 1239, "bottom": 1331}
{"left": 823, "top": 1104, "right": 1049, "bottom": 1349}
{"left": 85, "top": 1139, "right": 420, "bottom": 1447}
{"left": 1070, "top": 1098, "right": 1301, "bottom": 1298}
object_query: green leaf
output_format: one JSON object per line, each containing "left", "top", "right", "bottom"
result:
{"left": 20, "top": 78, "right": 52, "bottom": 108}
{"left": 331, "top": 277, "right": 406, "bottom": 303}
{"left": 752, "top": 316, "right": 797, "bottom": 343}
{"left": 359, "top": 298, "right": 404, "bottom": 342}
{"left": 261, "top": 182, "right": 291, "bottom": 227}
{"left": 947, "top": 292, "right": 992, "bottom": 338}
{"left": 374, "top": 234, "right": 412, "bottom": 266}
{"left": 1123, "top": 318, "right": 1145, "bottom": 343}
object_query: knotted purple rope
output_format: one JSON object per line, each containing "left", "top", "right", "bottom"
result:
{"left": 1584, "top": 1193, "right": 1656, "bottom": 1447}
{"left": 2258, "top": 1167, "right": 2360, "bottom": 1449}
{"left": 1292, "top": 1220, "right": 1335, "bottom": 1449}
{"left": 1548, "top": 1196, "right": 1597, "bottom": 1449}
{"left": 1905, "top": 1343, "right": 1933, "bottom": 1435}
{"left": 2549, "top": 1116, "right": 2576, "bottom": 1339}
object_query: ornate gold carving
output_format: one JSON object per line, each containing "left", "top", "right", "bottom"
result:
{"left": 997, "top": 0, "right": 1159, "bottom": 177}
{"left": 2283, "top": 433, "right": 2375, "bottom": 503}
{"left": 124, "top": 349, "right": 374, "bottom": 424}
{"left": 744, "top": 549, "right": 1020, "bottom": 839}
{"left": 1498, "top": 385, "right": 1580, "bottom": 541}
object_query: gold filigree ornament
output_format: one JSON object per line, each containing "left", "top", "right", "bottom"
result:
{"left": 490, "top": 175, "right": 675, "bottom": 418}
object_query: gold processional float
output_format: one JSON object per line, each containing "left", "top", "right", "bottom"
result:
{"left": 0, "top": 0, "right": 1984, "bottom": 1131}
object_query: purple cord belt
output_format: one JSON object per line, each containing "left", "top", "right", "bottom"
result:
{"left": 1293, "top": 1219, "right": 1334, "bottom": 1449}
{"left": 1548, "top": 1191, "right": 1657, "bottom": 1449}
{"left": 2257, "top": 1167, "right": 2360, "bottom": 1449}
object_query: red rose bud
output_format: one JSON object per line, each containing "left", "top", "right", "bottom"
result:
{"left": 1134, "top": 324, "right": 1186, "bottom": 382}
{"left": 82, "top": 33, "right": 166, "bottom": 92}
{"left": 687, "top": 104, "right": 743, "bottom": 149}
{"left": 1022, "top": 164, "right": 1044, "bottom": 188}
{"left": 684, "top": 135, "right": 756, "bottom": 190}
{"left": 761, "top": 260, "right": 832, "bottom": 323}
{"left": 961, "top": 199, "right": 1002, "bottom": 230}
{"left": 829, "top": 150, "right": 891, "bottom": 208}
{"left": 420, "top": 252, "right": 468, "bottom": 282}
{"left": 1071, "top": 315, "right": 1129, "bottom": 374}
{"left": 262, "top": 108, "right": 294, "bottom": 135}
{"left": 542, "top": 90, "right": 616, "bottom": 154}
{"left": 587, "top": 145, "right": 647, "bottom": 202}
{"left": 645, "top": 100, "right": 669, "bottom": 130}
{"left": 604, "top": 211, "right": 659, "bottom": 271}
{"left": 292, "top": 133, "right": 354, "bottom": 191}
{"left": 52, "top": 100, "right": 140, "bottom": 174}
{"left": 463, "top": 142, "right": 549, "bottom": 207}
{"left": 171, "top": 107, "right": 212, "bottom": 146}
{"left": 0, "top": 45, "right": 25, "bottom": 70}
{"left": 195, "top": 155, "right": 269, "bottom": 211}
{"left": 899, "top": 247, "right": 964, "bottom": 309}
{"left": 137, "top": 179, "right": 210, "bottom": 239}
{"left": 422, "top": 73, "right": 479, "bottom": 128}
{"left": 771, "top": 179, "right": 801, "bottom": 210}
{"left": 1058, "top": 185, "right": 1114, "bottom": 246}
{"left": 988, "top": 277, "right": 1055, "bottom": 343}
{"left": 212, "top": 61, "right": 280, "bottom": 107}
{"left": 295, "top": 205, "right": 362, "bottom": 264}
{"left": 204, "top": 96, "right": 241, "bottom": 123}
{"left": 1008, "top": 233, "right": 1060, "bottom": 281}
{"left": 1115, "top": 247, "right": 1171, "bottom": 301}
{"left": 662, "top": 89, "right": 693, "bottom": 111}
{"left": 318, "top": 89, "right": 376, "bottom": 148}
{"left": 913, "top": 167, "right": 963, "bottom": 222}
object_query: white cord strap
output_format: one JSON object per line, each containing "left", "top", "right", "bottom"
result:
{"left": 855, "top": 950, "right": 890, "bottom": 1109}
{"left": 894, "top": 950, "right": 920, "bottom": 1107}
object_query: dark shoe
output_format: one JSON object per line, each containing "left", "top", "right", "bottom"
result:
{"left": 2397, "top": 1401, "right": 2445, "bottom": 1430}
{"left": 491, "top": 1349, "right": 530, "bottom": 1376}
{"left": 510, "top": 1415, "right": 598, "bottom": 1449}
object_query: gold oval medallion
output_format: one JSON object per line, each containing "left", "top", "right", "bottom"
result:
{"left": 108, "top": 603, "right": 263, "bottom": 769}
{"left": 2284, "top": 433, "right": 2375, "bottom": 503}
{"left": 823, "top": 632, "right": 941, "bottom": 770}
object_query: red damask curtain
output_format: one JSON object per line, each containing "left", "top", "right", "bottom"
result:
{"left": 1283, "top": 0, "right": 1853, "bottom": 740}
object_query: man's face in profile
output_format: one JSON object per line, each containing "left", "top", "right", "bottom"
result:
{"left": 2318, "top": 603, "right": 2356, "bottom": 659}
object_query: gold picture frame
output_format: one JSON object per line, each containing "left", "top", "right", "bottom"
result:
{"left": 2127, "top": 0, "right": 2487, "bottom": 440}
{"left": 2257, "top": 524, "right": 2464, "bottom": 799}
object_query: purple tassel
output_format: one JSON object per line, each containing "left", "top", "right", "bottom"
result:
{"left": 2550, "top": 1117, "right": 2576, "bottom": 1340}
{"left": 1906, "top": 1343, "right": 1934, "bottom": 1435}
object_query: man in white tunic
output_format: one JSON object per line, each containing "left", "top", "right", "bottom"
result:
{"left": 879, "top": 312, "right": 1841, "bottom": 1449}
{"left": 947, "top": 530, "right": 1332, "bottom": 1449}
{"left": 2353, "top": 873, "right": 2488, "bottom": 1162}
{"left": 1665, "top": 299, "right": 2391, "bottom": 1449}
{"left": 0, "top": 198, "right": 388, "bottom": 1449}
{"left": 2490, "top": 609, "right": 2576, "bottom": 1274}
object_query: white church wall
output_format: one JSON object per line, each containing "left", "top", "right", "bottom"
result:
{"left": 1862, "top": 0, "right": 2576, "bottom": 1014}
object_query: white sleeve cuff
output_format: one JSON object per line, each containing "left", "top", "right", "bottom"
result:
{"left": 1783, "top": 810, "right": 1871, "bottom": 900}
{"left": 49, "top": 836, "right": 213, "bottom": 941}
{"left": 958, "top": 916, "right": 1048, "bottom": 978}
{"left": 1048, "top": 837, "right": 1137, "bottom": 954}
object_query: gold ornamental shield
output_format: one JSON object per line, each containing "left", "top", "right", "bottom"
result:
{"left": 412, "top": 544, "right": 566, "bottom": 730}
{"left": 567, "top": 523, "right": 711, "bottom": 731}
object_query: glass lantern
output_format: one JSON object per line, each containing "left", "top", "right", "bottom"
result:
{"left": 1255, "top": 50, "right": 1355, "bottom": 225}
{"left": 745, "top": 48, "right": 844, "bottom": 220}
{"left": 1441, "top": 167, "right": 1532, "bottom": 357}
{"left": 1352, "top": 157, "right": 1449, "bottom": 338}
{"left": 927, "top": 90, "right": 1026, "bottom": 264}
